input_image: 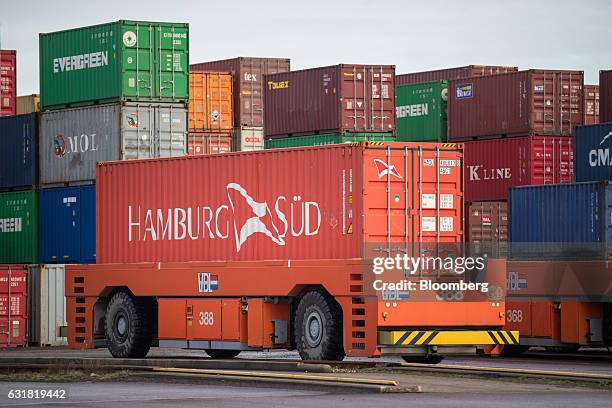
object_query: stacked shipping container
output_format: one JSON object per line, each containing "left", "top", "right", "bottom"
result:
{"left": 0, "top": 265, "right": 28, "bottom": 347}
{"left": 16, "top": 94, "right": 40, "bottom": 115}
{"left": 584, "top": 85, "right": 599, "bottom": 125}
{"left": 0, "top": 50, "right": 17, "bottom": 117}
{"left": 396, "top": 64, "right": 518, "bottom": 85}
{"left": 601, "top": 70, "right": 612, "bottom": 123}
{"left": 395, "top": 80, "right": 447, "bottom": 142}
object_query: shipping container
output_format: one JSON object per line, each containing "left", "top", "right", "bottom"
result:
{"left": 264, "top": 64, "right": 396, "bottom": 138}
{"left": 464, "top": 136, "right": 573, "bottom": 201}
{"left": 396, "top": 65, "right": 518, "bottom": 85}
{"left": 265, "top": 132, "right": 396, "bottom": 149}
{"left": 27, "top": 265, "right": 67, "bottom": 346}
{"left": 509, "top": 181, "right": 612, "bottom": 260}
{"left": 189, "top": 71, "right": 232, "bottom": 132}
{"left": 96, "top": 142, "right": 463, "bottom": 263}
{"left": 0, "top": 190, "right": 38, "bottom": 264}
{"left": 0, "top": 113, "right": 38, "bottom": 190}
{"left": 0, "top": 50, "right": 17, "bottom": 116}
{"left": 0, "top": 265, "right": 27, "bottom": 347}
{"left": 466, "top": 201, "right": 507, "bottom": 258}
{"left": 16, "top": 94, "right": 40, "bottom": 114}
{"left": 234, "top": 126, "right": 264, "bottom": 151}
{"left": 191, "top": 57, "right": 290, "bottom": 127}
{"left": 574, "top": 122, "right": 612, "bottom": 182}
{"left": 39, "top": 20, "right": 189, "bottom": 110}
{"left": 40, "top": 102, "right": 187, "bottom": 185}
{"left": 448, "top": 70, "right": 584, "bottom": 140}
{"left": 395, "top": 81, "right": 447, "bottom": 142}
{"left": 187, "top": 131, "right": 232, "bottom": 155}
{"left": 584, "top": 85, "right": 599, "bottom": 125}
{"left": 601, "top": 70, "right": 612, "bottom": 123}
{"left": 40, "top": 185, "right": 96, "bottom": 264}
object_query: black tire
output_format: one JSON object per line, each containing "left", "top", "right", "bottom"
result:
{"left": 500, "top": 345, "right": 530, "bottom": 356}
{"left": 205, "top": 349, "right": 241, "bottom": 359}
{"left": 401, "top": 355, "right": 444, "bottom": 364}
{"left": 294, "top": 291, "right": 345, "bottom": 361}
{"left": 105, "top": 292, "right": 154, "bottom": 358}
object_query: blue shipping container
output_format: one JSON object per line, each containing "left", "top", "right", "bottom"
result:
{"left": 509, "top": 182, "right": 612, "bottom": 260}
{"left": 39, "top": 185, "right": 96, "bottom": 264}
{"left": 575, "top": 122, "right": 612, "bottom": 182}
{"left": 0, "top": 113, "right": 38, "bottom": 190}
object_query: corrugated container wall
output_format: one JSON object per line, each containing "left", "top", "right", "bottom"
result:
{"left": 0, "top": 114, "right": 38, "bottom": 190}
{"left": 187, "top": 131, "right": 232, "bottom": 155}
{"left": 190, "top": 57, "right": 290, "bottom": 128}
{"left": 189, "top": 71, "right": 232, "bottom": 132}
{"left": 574, "top": 123, "right": 612, "bottom": 182}
{"left": 264, "top": 64, "right": 396, "bottom": 137}
{"left": 0, "top": 265, "right": 28, "bottom": 347}
{"left": 0, "top": 50, "right": 17, "bottom": 116}
{"left": 464, "top": 136, "right": 573, "bottom": 201}
{"left": 235, "top": 126, "right": 264, "bottom": 151}
{"left": 27, "top": 265, "right": 67, "bottom": 346}
{"left": 265, "top": 132, "right": 396, "bottom": 149}
{"left": 96, "top": 142, "right": 463, "bottom": 263}
{"left": 448, "top": 70, "right": 584, "bottom": 140}
{"left": 466, "top": 201, "right": 508, "bottom": 258}
{"left": 584, "top": 85, "right": 599, "bottom": 125}
{"left": 16, "top": 94, "right": 40, "bottom": 114}
{"left": 40, "top": 185, "right": 96, "bottom": 264}
{"left": 39, "top": 20, "right": 189, "bottom": 110}
{"left": 0, "top": 191, "right": 38, "bottom": 264}
{"left": 395, "top": 81, "right": 447, "bottom": 142}
{"left": 601, "top": 70, "right": 612, "bottom": 123}
{"left": 40, "top": 103, "right": 186, "bottom": 185}
{"left": 509, "top": 182, "right": 612, "bottom": 260}
{"left": 396, "top": 65, "right": 518, "bottom": 85}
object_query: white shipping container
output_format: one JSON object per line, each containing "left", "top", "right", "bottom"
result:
{"left": 28, "top": 265, "right": 67, "bottom": 346}
{"left": 234, "top": 126, "right": 264, "bottom": 151}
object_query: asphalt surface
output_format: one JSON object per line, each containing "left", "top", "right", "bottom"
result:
{"left": 0, "top": 379, "right": 610, "bottom": 408}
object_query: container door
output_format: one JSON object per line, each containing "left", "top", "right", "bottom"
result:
{"left": 238, "top": 62, "right": 264, "bottom": 127}
{"left": 80, "top": 185, "right": 96, "bottom": 264}
{"left": 40, "top": 188, "right": 80, "bottom": 263}
{"left": 154, "top": 24, "right": 188, "bottom": 100}
{"left": 155, "top": 104, "right": 187, "bottom": 157}
{"left": 367, "top": 66, "right": 394, "bottom": 132}
{"left": 122, "top": 104, "right": 154, "bottom": 159}
{"left": 341, "top": 65, "right": 367, "bottom": 131}
{"left": 121, "top": 22, "right": 154, "bottom": 99}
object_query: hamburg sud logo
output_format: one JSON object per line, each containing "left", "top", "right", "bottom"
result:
{"left": 53, "top": 134, "right": 67, "bottom": 157}
{"left": 373, "top": 159, "right": 402, "bottom": 179}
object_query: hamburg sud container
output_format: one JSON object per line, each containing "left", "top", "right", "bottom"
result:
{"left": 574, "top": 123, "right": 612, "bottom": 182}
{"left": 40, "top": 185, "right": 95, "bottom": 264}
{"left": 39, "top": 20, "right": 189, "bottom": 110}
{"left": 188, "top": 132, "right": 232, "bottom": 155}
{"left": 0, "top": 114, "right": 38, "bottom": 190}
{"left": 584, "top": 85, "right": 599, "bottom": 125}
{"left": 395, "top": 81, "right": 447, "bottom": 142}
{"left": 448, "top": 70, "right": 584, "bottom": 140}
{"left": 189, "top": 71, "right": 232, "bottom": 132}
{"left": 601, "top": 70, "right": 612, "bottom": 123}
{"left": 40, "top": 103, "right": 186, "bottom": 185}
{"left": 96, "top": 142, "right": 463, "bottom": 263}
{"left": 0, "top": 265, "right": 28, "bottom": 347}
{"left": 396, "top": 65, "right": 518, "bottom": 85}
{"left": 16, "top": 94, "right": 40, "bottom": 115}
{"left": 265, "top": 64, "right": 396, "bottom": 137}
{"left": 464, "top": 136, "right": 573, "bottom": 201}
{"left": 0, "top": 191, "right": 38, "bottom": 264}
{"left": 0, "top": 50, "right": 17, "bottom": 116}
{"left": 265, "top": 132, "right": 396, "bottom": 149}
{"left": 509, "top": 182, "right": 612, "bottom": 260}
{"left": 27, "top": 265, "right": 68, "bottom": 346}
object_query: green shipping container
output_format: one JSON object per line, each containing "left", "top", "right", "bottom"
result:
{"left": 395, "top": 81, "right": 447, "bottom": 142}
{"left": 40, "top": 20, "right": 189, "bottom": 110}
{"left": 0, "top": 191, "right": 38, "bottom": 263}
{"left": 265, "top": 132, "right": 396, "bottom": 149}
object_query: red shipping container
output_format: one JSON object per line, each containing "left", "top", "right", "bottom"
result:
{"left": 96, "top": 142, "right": 463, "bottom": 263}
{"left": 448, "top": 70, "right": 584, "bottom": 141}
{"left": 264, "top": 64, "right": 395, "bottom": 137}
{"left": 464, "top": 136, "right": 573, "bottom": 201}
{"left": 583, "top": 85, "right": 599, "bottom": 125}
{"left": 0, "top": 265, "right": 27, "bottom": 347}
{"left": 190, "top": 57, "right": 290, "bottom": 127}
{"left": 187, "top": 131, "right": 233, "bottom": 155}
{"left": 601, "top": 70, "right": 612, "bottom": 123}
{"left": 396, "top": 65, "right": 518, "bottom": 85}
{"left": 0, "top": 50, "right": 17, "bottom": 117}
{"left": 0, "top": 317, "right": 27, "bottom": 347}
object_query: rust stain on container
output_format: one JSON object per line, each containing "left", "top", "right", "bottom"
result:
{"left": 189, "top": 71, "right": 233, "bottom": 132}
{"left": 397, "top": 65, "right": 518, "bottom": 85}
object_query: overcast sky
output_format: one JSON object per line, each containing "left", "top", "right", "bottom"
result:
{"left": 1, "top": 0, "right": 610, "bottom": 94}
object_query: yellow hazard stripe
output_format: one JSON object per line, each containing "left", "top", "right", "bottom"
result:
{"left": 379, "top": 331, "right": 519, "bottom": 346}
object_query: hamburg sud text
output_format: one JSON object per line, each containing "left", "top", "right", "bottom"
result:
{"left": 371, "top": 254, "right": 489, "bottom": 301}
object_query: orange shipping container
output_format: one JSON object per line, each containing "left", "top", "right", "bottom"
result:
{"left": 189, "top": 71, "right": 233, "bottom": 132}
{"left": 187, "top": 131, "right": 233, "bottom": 155}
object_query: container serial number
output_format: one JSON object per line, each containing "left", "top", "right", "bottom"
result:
{"left": 7, "top": 389, "right": 67, "bottom": 399}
